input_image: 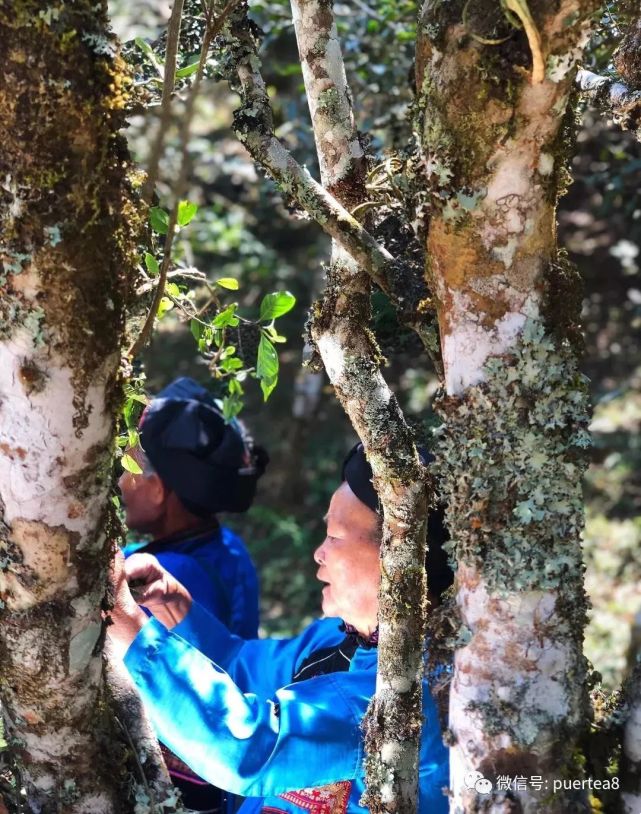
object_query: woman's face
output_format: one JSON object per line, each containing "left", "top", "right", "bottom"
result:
{"left": 313, "top": 482, "right": 381, "bottom": 636}
{"left": 117, "top": 446, "right": 166, "bottom": 534}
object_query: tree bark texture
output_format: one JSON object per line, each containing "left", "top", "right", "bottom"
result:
{"left": 576, "top": 69, "right": 641, "bottom": 138}
{"left": 227, "top": 6, "right": 433, "bottom": 348}
{"left": 603, "top": 11, "right": 641, "bottom": 809}
{"left": 621, "top": 662, "right": 641, "bottom": 814}
{"left": 416, "top": 1, "right": 598, "bottom": 811}
{"left": 289, "top": 2, "right": 432, "bottom": 812}
{"left": 0, "top": 4, "right": 166, "bottom": 812}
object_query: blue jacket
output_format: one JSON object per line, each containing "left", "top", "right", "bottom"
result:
{"left": 123, "top": 524, "right": 259, "bottom": 639}
{"left": 124, "top": 602, "right": 450, "bottom": 814}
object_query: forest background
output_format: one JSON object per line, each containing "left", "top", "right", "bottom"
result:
{"left": 109, "top": 0, "right": 640, "bottom": 693}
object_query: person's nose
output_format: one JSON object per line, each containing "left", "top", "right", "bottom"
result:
{"left": 117, "top": 470, "right": 127, "bottom": 491}
{"left": 313, "top": 541, "right": 326, "bottom": 566}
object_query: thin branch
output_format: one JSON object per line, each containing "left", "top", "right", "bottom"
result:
{"left": 576, "top": 68, "right": 641, "bottom": 135}
{"left": 129, "top": 0, "right": 240, "bottom": 359}
{"left": 141, "top": 0, "right": 186, "bottom": 205}
{"left": 233, "top": 65, "right": 436, "bottom": 340}
{"left": 235, "top": 68, "right": 394, "bottom": 277}
{"left": 503, "top": 0, "right": 544, "bottom": 83}
{"left": 136, "top": 268, "right": 207, "bottom": 296}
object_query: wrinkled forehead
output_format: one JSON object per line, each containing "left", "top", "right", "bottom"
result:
{"left": 326, "top": 482, "right": 380, "bottom": 537}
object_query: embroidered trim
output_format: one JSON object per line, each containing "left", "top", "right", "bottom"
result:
{"left": 276, "top": 781, "right": 352, "bottom": 814}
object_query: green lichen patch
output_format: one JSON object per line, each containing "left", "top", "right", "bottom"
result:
{"left": 435, "top": 320, "right": 591, "bottom": 598}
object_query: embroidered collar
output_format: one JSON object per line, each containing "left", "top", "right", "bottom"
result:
{"left": 340, "top": 622, "right": 379, "bottom": 650}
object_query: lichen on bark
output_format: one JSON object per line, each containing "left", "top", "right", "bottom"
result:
{"left": 434, "top": 321, "right": 592, "bottom": 807}
{"left": 435, "top": 319, "right": 590, "bottom": 595}
{"left": 415, "top": 1, "right": 601, "bottom": 810}
{"left": 0, "top": 4, "right": 167, "bottom": 811}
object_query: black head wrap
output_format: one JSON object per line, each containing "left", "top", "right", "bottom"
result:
{"left": 140, "top": 377, "right": 268, "bottom": 518}
{"left": 341, "top": 443, "right": 453, "bottom": 599}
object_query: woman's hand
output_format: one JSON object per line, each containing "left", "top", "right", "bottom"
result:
{"left": 125, "top": 552, "right": 192, "bottom": 629}
{"left": 106, "top": 549, "right": 150, "bottom": 659}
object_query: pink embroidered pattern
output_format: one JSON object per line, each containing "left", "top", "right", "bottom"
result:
{"left": 263, "top": 781, "right": 352, "bottom": 814}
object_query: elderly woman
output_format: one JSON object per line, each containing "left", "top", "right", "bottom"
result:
{"left": 108, "top": 444, "right": 452, "bottom": 814}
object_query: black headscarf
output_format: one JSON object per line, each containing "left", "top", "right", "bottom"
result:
{"left": 341, "top": 443, "right": 453, "bottom": 599}
{"left": 140, "top": 377, "right": 268, "bottom": 518}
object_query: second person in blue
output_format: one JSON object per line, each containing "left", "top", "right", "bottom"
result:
{"left": 119, "top": 376, "right": 268, "bottom": 812}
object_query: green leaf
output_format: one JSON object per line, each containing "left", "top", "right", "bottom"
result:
{"left": 264, "top": 324, "right": 287, "bottom": 343}
{"left": 228, "top": 378, "right": 244, "bottom": 396}
{"left": 259, "top": 291, "right": 296, "bottom": 321}
{"left": 176, "top": 60, "right": 200, "bottom": 78}
{"left": 260, "top": 377, "right": 277, "bottom": 401}
{"left": 144, "top": 252, "right": 160, "bottom": 276}
{"left": 222, "top": 394, "right": 243, "bottom": 422}
{"left": 191, "top": 319, "right": 204, "bottom": 341}
{"left": 123, "top": 398, "right": 140, "bottom": 429}
{"left": 256, "top": 335, "right": 279, "bottom": 400}
{"left": 177, "top": 200, "right": 198, "bottom": 227}
{"left": 216, "top": 277, "right": 239, "bottom": 290}
{"left": 165, "top": 282, "right": 181, "bottom": 297}
{"left": 220, "top": 357, "right": 244, "bottom": 372}
{"left": 121, "top": 453, "right": 143, "bottom": 475}
{"left": 135, "top": 37, "right": 154, "bottom": 57}
{"left": 150, "top": 207, "right": 169, "bottom": 235}
{"left": 212, "top": 305, "right": 240, "bottom": 328}
{"left": 126, "top": 393, "right": 149, "bottom": 406}
{"left": 157, "top": 297, "right": 174, "bottom": 318}
{"left": 127, "top": 428, "right": 139, "bottom": 448}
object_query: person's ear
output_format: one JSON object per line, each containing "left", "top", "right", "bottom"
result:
{"left": 147, "top": 473, "right": 169, "bottom": 508}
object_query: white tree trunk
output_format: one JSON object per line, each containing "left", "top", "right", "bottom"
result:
{"left": 0, "top": 5, "right": 176, "bottom": 811}
{"left": 416, "top": 2, "right": 598, "bottom": 810}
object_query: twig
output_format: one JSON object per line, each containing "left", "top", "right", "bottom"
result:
{"left": 141, "top": 0, "right": 186, "bottom": 205}
{"left": 115, "top": 715, "right": 158, "bottom": 811}
{"left": 129, "top": 0, "right": 241, "bottom": 359}
{"left": 502, "top": 0, "right": 544, "bottom": 83}
{"left": 136, "top": 268, "right": 208, "bottom": 296}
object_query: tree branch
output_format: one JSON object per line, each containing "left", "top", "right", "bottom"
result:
{"left": 229, "top": 11, "right": 435, "bottom": 349}
{"left": 129, "top": 0, "right": 240, "bottom": 359}
{"left": 104, "top": 648, "right": 182, "bottom": 810}
{"left": 142, "top": 0, "right": 185, "bottom": 206}
{"left": 576, "top": 69, "right": 641, "bottom": 135}
{"left": 288, "top": 2, "right": 429, "bottom": 811}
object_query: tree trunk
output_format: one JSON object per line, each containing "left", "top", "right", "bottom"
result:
{"left": 0, "top": 5, "right": 168, "bottom": 811}
{"left": 289, "top": 3, "right": 430, "bottom": 811}
{"left": 415, "top": 2, "right": 598, "bottom": 810}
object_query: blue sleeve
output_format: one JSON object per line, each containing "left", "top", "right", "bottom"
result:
{"left": 221, "top": 529, "right": 260, "bottom": 639}
{"left": 124, "top": 618, "right": 371, "bottom": 797}
{"left": 171, "top": 601, "right": 345, "bottom": 697}
{"left": 153, "top": 551, "right": 230, "bottom": 622}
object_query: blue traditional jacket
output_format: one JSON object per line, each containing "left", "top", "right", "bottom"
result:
{"left": 124, "top": 602, "right": 450, "bottom": 814}
{"left": 123, "top": 523, "right": 259, "bottom": 639}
